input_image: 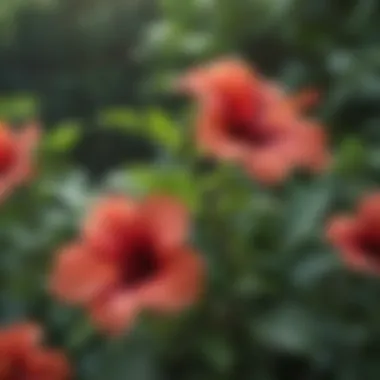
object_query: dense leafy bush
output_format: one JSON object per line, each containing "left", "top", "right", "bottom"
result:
{"left": 0, "top": 0, "right": 380, "bottom": 379}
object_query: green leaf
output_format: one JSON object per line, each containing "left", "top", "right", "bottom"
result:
{"left": 128, "top": 165, "right": 199, "bottom": 211}
{"left": 334, "top": 137, "right": 367, "bottom": 176}
{"left": 200, "top": 334, "right": 235, "bottom": 374}
{"left": 0, "top": 94, "right": 40, "bottom": 120}
{"left": 283, "top": 174, "right": 334, "bottom": 250}
{"left": 65, "top": 317, "right": 96, "bottom": 351}
{"left": 98, "top": 107, "right": 181, "bottom": 152}
{"left": 43, "top": 120, "right": 81, "bottom": 152}
{"left": 253, "top": 306, "right": 320, "bottom": 354}
{"left": 145, "top": 108, "right": 182, "bottom": 151}
{"left": 98, "top": 107, "right": 140, "bottom": 130}
{"left": 292, "top": 251, "right": 342, "bottom": 288}
{"left": 92, "top": 331, "right": 159, "bottom": 380}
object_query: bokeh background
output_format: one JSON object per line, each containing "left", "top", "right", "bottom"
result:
{"left": 1, "top": 0, "right": 380, "bottom": 379}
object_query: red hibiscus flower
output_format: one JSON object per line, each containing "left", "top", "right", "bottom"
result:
{"left": 327, "top": 193, "right": 380, "bottom": 274}
{"left": 0, "top": 122, "right": 40, "bottom": 202}
{"left": 0, "top": 323, "right": 70, "bottom": 380}
{"left": 179, "top": 58, "right": 329, "bottom": 184}
{"left": 51, "top": 195, "right": 205, "bottom": 335}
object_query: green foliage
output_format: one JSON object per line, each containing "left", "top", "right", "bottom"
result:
{"left": 98, "top": 108, "right": 140, "bottom": 131}
{"left": 98, "top": 107, "right": 182, "bottom": 152}
{"left": 0, "top": 0, "right": 380, "bottom": 379}
{"left": 128, "top": 165, "right": 199, "bottom": 210}
{"left": 0, "top": 94, "right": 40, "bottom": 121}
{"left": 43, "top": 120, "right": 82, "bottom": 153}
{"left": 146, "top": 109, "right": 182, "bottom": 151}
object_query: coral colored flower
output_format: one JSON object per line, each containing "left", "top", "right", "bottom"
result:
{"left": 327, "top": 193, "right": 380, "bottom": 274}
{"left": 179, "top": 58, "right": 329, "bottom": 184}
{"left": 0, "top": 122, "right": 40, "bottom": 202}
{"left": 0, "top": 323, "right": 70, "bottom": 380}
{"left": 51, "top": 195, "right": 205, "bottom": 335}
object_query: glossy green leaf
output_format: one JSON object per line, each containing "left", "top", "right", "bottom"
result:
{"left": 334, "top": 137, "right": 367, "bottom": 176}
{"left": 128, "top": 165, "right": 199, "bottom": 210}
{"left": 98, "top": 107, "right": 140, "bottom": 130}
{"left": 282, "top": 174, "right": 334, "bottom": 250}
{"left": 43, "top": 120, "right": 81, "bottom": 152}
{"left": 253, "top": 306, "right": 320, "bottom": 354}
{"left": 145, "top": 108, "right": 182, "bottom": 151}
{"left": 0, "top": 94, "right": 40, "bottom": 120}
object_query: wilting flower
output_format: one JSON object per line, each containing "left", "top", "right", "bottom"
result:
{"left": 51, "top": 195, "right": 204, "bottom": 334}
{"left": 0, "top": 122, "right": 40, "bottom": 202}
{"left": 327, "top": 193, "right": 380, "bottom": 274}
{"left": 179, "top": 58, "right": 329, "bottom": 184}
{"left": 0, "top": 323, "right": 70, "bottom": 380}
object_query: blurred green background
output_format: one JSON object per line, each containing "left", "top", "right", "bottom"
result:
{"left": 1, "top": 0, "right": 380, "bottom": 379}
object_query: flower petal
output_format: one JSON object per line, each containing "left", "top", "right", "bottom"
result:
{"left": 0, "top": 124, "right": 40, "bottom": 203}
{"left": 89, "top": 292, "right": 141, "bottom": 335}
{"left": 325, "top": 216, "right": 370, "bottom": 269}
{"left": 139, "top": 247, "right": 205, "bottom": 313}
{"left": 243, "top": 146, "right": 295, "bottom": 185}
{"left": 296, "top": 123, "right": 330, "bottom": 172}
{"left": 82, "top": 195, "right": 137, "bottom": 261}
{"left": 13, "top": 123, "right": 41, "bottom": 182}
{"left": 358, "top": 193, "right": 380, "bottom": 225}
{"left": 25, "top": 349, "right": 71, "bottom": 380}
{"left": 287, "top": 89, "right": 320, "bottom": 112}
{"left": 140, "top": 195, "right": 190, "bottom": 253}
{"left": 50, "top": 242, "right": 117, "bottom": 304}
{"left": 0, "top": 323, "right": 41, "bottom": 349}
{"left": 17, "top": 123, "right": 41, "bottom": 153}
{"left": 180, "top": 58, "right": 263, "bottom": 126}
{"left": 326, "top": 216, "right": 356, "bottom": 247}
{"left": 196, "top": 97, "right": 247, "bottom": 160}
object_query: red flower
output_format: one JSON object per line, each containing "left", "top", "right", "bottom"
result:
{"left": 179, "top": 58, "right": 329, "bottom": 184}
{"left": 51, "top": 195, "right": 205, "bottom": 335}
{"left": 327, "top": 193, "right": 380, "bottom": 274}
{"left": 0, "top": 122, "right": 40, "bottom": 202}
{"left": 0, "top": 323, "right": 70, "bottom": 380}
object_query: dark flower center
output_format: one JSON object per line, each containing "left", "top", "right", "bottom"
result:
{"left": 121, "top": 236, "right": 159, "bottom": 288}
{"left": 0, "top": 139, "right": 16, "bottom": 174}
{"left": 357, "top": 229, "right": 380, "bottom": 265}
{"left": 223, "top": 104, "right": 278, "bottom": 147}
{"left": 0, "top": 357, "right": 25, "bottom": 380}
{"left": 226, "top": 122, "right": 276, "bottom": 147}
{"left": 213, "top": 93, "right": 279, "bottom": 148}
